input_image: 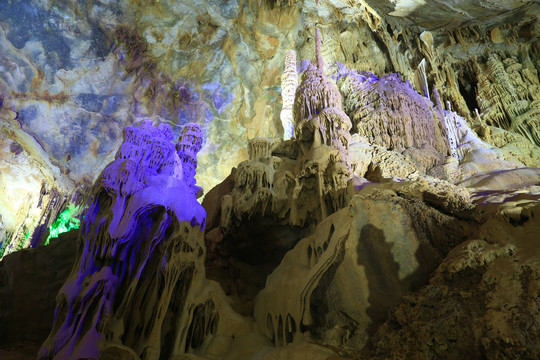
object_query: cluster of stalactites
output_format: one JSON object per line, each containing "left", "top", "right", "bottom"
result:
{"left": 102, "top": 120, "right": 183, "bottom": 196}
{"left": 281, "top": 50, "right": 298, "bottom": 140}
{"left": 176, "top": 123, "right": 203, "bottom": 187}
{"left": 338, "top": 71, "right": 449, "bottom": 156}
{"left": 475, "top": 54, "right": 540, "bottom": 146}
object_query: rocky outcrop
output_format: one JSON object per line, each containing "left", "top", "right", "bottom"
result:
{"left": 254, "top": 181, "right": 476, "bottom": 349}
{"left": 369, "top": 194, "right": 540, "bottom": 360}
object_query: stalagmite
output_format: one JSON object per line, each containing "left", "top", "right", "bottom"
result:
{"left": 280, "top": 50, "right": 299, "bottom": 140}
{"left": 38, "top": 120, "right": 208, "bottom": 360}
{"left": 176, "top": 123, "right": 204, "bottom": 197}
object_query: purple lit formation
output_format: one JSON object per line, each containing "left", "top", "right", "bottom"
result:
{"left": 39, "top": 120, "right": 206, "bottom": 360}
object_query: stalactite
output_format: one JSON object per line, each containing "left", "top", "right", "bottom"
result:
{"left": 475, "top": 53, "right": 540, "bottom": 146}
{"left": 414, "top": 58, "right": 429, "bottom": 99}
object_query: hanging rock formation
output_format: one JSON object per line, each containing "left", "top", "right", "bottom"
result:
{"left": 475, "top": 53, "right": 540, "bottom": 146}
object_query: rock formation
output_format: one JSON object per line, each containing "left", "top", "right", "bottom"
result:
{"left": 204, "top": 29, "right": 354, "bottom": 277}
{"left": 369, "top": 191, "right": 540, "bottom": 360}
{"left": 337, "top": 69, "right": 449, "bottom": 159}
{"left": 176, "top": 123, "right": 204, "bottom": 198}
{"left": 476, "top": 53, "right": 540, "bottom": 146}
{"left": 2, "top": 0, "right": 540, "bottom": 246}
{"left": 38, "top": 121, "right": 211, "bottom": 359}
{"left": 280, "top": 50, "right": 298, "bottom": 140}
{"left": 254, "top": 180, "right": 476, "bottom": 349}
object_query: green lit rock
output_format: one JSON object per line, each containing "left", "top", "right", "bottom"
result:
{"left": 45, "top": 206, "right": 82, "bottom": 245}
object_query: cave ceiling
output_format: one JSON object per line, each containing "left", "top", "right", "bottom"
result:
{"left": 364, "top": 0, "right": 540, "bottom": 30}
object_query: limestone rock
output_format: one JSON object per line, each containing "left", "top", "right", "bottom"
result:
{"left": 338, "top": 70, "right": 449, "bottom": 163}
{"left": 476, "top": 54, "right": 540, "bottom": 146}
{"left": 0, "top": 109, "right": 79, "bottom": 258}
{"left": 1, "top": 1, "right": 540, "bottom": 359}
{"left": 488, "top": 126, "right": 540, "bottom": 168}
{"left": 458, "top": 167, "right": 540, "bottom": 191}
{"left": 2, "top": 0, "right": 540, "bottom": 206}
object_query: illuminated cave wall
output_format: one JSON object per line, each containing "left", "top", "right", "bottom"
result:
{"left": 1, "top": 0, "right": 540, "bottom": 253}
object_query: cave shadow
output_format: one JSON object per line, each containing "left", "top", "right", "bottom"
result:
{"left": 356, "top": 224, "right": 402, "bottom": 330}
{"left": 355, "top": 223, "right": 437, "bottom": 336}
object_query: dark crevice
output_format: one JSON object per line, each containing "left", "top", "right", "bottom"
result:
{"left": 458, "top": 73, "right": 479, "bottom": 114}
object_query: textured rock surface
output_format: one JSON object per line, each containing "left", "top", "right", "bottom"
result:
{"left": 1, "top": 0, "right": 536, "bottom": 187}
{"left": 37, "top": 121, "right": 249, "bottom": 360}
{"left": 338, "top": 70, "right": 449, "bottom": 158}
{"left": 369, "top": 194, "right": 540, "bottom": 360}
{"left": 254, "top": 183, "right": 475, "bottom": 349}
{"left": 0, "top": 107, "right": 84, "bottom": 259}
